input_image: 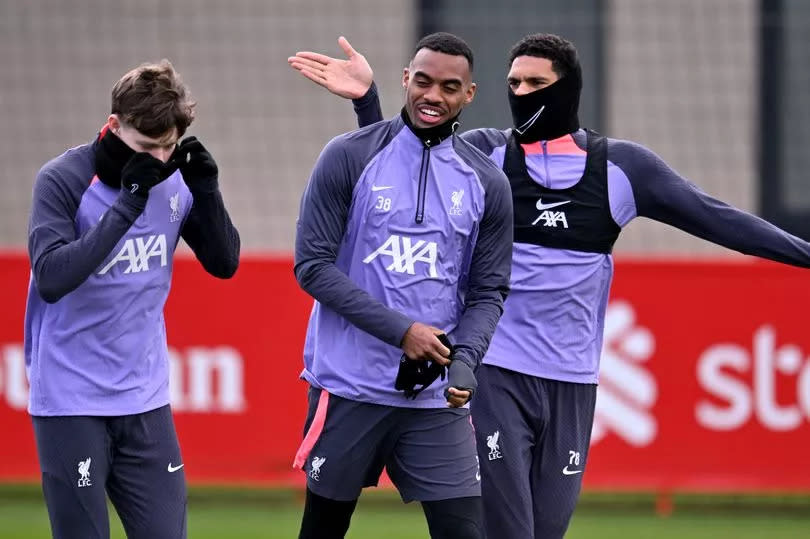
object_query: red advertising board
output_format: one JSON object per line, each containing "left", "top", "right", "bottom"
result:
{"left": 0, "top": 252, "right": 313, "bottom": 485}
{"left": 1, "top": 252, "right": 809, "bottom": 491}
{"left": 591, "top": 259, "right": 810, "bottom": 491}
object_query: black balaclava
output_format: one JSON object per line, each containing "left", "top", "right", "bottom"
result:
{"left": 401, "top": 107, "right": 460, "bottom": 146}
{"left": 95, "top": 126, "right": 136, "bottom": 188}
{"left": 95, "top": 125, "right": 177, "bottom": 188}
{"left": 507, "top": 60, "right": 582, "bottom": 143}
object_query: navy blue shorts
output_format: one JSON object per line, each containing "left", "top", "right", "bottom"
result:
{"left": 32, "top": 405, "right": 187, "bottom": 539}
{"left": 471, "top": 364, "right": 596, "bottom": 539}
{"left": 294, "top": 386, "right": 481, "bottom": 503}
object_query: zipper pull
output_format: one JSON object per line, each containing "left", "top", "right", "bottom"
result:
{"left": 415, "top": 143, "right": 431, "bottom": 224}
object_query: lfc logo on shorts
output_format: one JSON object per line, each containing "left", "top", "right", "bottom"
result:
{"left": 486, "top": 431, "right": 502, "bottom": 460}
{"left": 309, "top": 456, "right": 326, "bottom": 481}
{"left": 77, "top": 457, "right": 92, "bottom": 487}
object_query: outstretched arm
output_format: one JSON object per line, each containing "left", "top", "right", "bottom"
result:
{"left": 613, "top": 140, "right": 810, "bottom": 267}
{"left": 288, "top": 36, "right": 383, "bottom": 128}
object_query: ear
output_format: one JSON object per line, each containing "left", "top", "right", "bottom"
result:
{"left": 107, "top": 114, "right": 121, "bottom": 135}
{"left": 464, "top": 82, "right": 477, "bottom": 106}
{"left": 402, "top": 67, "right": 410, "bottom": 89}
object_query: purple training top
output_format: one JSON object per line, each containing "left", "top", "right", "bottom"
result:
{"left": 25, "top": 134, "right": 239, "bottom": 415}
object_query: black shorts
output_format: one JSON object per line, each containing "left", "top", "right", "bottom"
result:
{"left": 472, "top": 365, "right": 596, "bottom": 539}
{"left": 32, "top": 405, "right": 186, "bottom": 539}
{"left": 294, "top": 386, "right": 481, "bottom": 502}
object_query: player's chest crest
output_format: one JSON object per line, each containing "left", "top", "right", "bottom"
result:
{"left": 363, "top": 178, "right": 475, "bottom": 229}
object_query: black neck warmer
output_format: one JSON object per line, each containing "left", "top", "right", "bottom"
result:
{"left": 95, "top": 128, "right": 136, "bottom": 188}
{"left": 507, "top": 64, "right": 582, "bottom": 143}
{"left": 401, "top": 108, "right": 460, "bottom": 147}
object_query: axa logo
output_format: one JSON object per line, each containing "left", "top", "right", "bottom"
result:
{"left": 592, "top": 301, "right": 657, "bottom": 447}
{"left": 363, "top": 234, "right": 439, "bottom": 278}
{"left": 0, "top": 344, "right": 246, "bottom": 414}
{"left": 98, "top": 234, "right": 168, "bottom": 275}
{"left": 77, "top": 457, "right": 92, "bottom": 487}
{"left": 532, "top": 198, "right": 570, "bottom": 228}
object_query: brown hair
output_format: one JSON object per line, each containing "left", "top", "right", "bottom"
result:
{"left": 110, "top": 59, "right": 196, "bottom": 137}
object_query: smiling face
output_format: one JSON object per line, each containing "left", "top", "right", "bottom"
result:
{"left": 402, "top": 48, "right": 476, "bottom": 129}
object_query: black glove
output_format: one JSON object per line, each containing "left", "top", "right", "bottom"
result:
{"left": 120, "top": 152, "right": 169, "bottom": 198}
{"left": 395, "top": 334, "right": 453, "bottom": 399}
{"left": 170, "top": 136, "right": 218, "bottom": 185}
{"left": 443, "top": 359, "right": 477, "bottom": 403}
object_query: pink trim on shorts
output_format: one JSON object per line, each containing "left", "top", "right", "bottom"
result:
{"left": 293, "top": 389, "right": 330, "bottom": 469}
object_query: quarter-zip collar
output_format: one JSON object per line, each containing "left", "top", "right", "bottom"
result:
{"left": 400, "top": 107, "right": 460, "bottom": 148}
{"left": 396, "top": 109, "right": 460, "bottom": 224}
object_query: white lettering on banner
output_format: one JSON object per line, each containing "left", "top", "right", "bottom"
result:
{"left": 696, "top": 326, "right": 810, "bottom": 431}
{"left": 1, "top": 345, "right": 28, "bottom": 410}
{"left": 363, "top": 234, "right": 439, "bottom": 278}
{"left": 591, "top": 301, "right": 658, "bottom": 447}
{"left": 98, "top": 234, "right": 168, "bottom": 275}
{"left": 0, "top": 344, "right": 245, "bottom": 414}
{"left": 169, "top": 346, "right": 246, "bottom": 413}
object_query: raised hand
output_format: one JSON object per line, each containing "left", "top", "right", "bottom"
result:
{"left": 170, "top": 136, "right": 218, "bottom": 185}
{"left": 287, "top": 36, "right": 373, "bottom": 99}
{"left": 120, "top": 152, "right": 169, "bottom": 198}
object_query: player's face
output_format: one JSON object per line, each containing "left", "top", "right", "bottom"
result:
{"left": 108, "top": 114, "right": 179, "bottom": 163}
{"left": 507, "top": 56, "right": 560, "bottom": 96}
{"left": 403, "top": 48, "right": 476, "bottom": 129}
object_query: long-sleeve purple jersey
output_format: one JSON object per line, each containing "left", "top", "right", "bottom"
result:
{"left": 354, "top": 85, "right": 810, "bottom": 383}
{"left": 24, "top": 137, "right": 240, "bottom": 415}
{"left": 295, "top": 114, "right": 513, "bottom": 407}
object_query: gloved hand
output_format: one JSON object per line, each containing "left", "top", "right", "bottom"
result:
{"left": 395, "top": 333, "right": 453, "bottom": 399}
{"left": 170, "top": 136, "right": 218, "bottom": 185}
{"left": 395, "top": 358, "right": 446, "bottom": 399}
{"left": 121, "top": 152, "right": 169, "bottom": 198}
{"left": 444, "top": 359, "right": 477, "bottom": 405}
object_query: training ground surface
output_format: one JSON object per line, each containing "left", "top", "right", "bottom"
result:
{"left": 1, "top": 485, "right": 809, "bottom": 538}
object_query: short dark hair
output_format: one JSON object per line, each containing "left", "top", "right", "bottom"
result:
{"left": 111, "top": 59, "right": 196, "bottom": 138}
{"left": 412, "top": 32, "right": 474, "bottom": 72}
{"left": 508, "top": 33, "right": 578, "bottom": 79}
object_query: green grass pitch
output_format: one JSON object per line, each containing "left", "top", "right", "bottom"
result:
{"left": 1, "top": 485, "right": 808, "bottom": 538}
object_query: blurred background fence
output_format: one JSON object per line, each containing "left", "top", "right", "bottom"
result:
{"left": 2, "top": 0, "right": 809, "bottom": 253}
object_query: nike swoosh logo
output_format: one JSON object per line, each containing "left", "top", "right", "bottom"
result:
{"left": 371, "top": 185, "right": 393, "bottom": 192}
{"left": 536, "top": 199, "right": 571, "bottom": 211}
{"left": 167, "top": 463, "right": 184, "bottom": 473}
{"left": 562, "top": 466, "right": 583, "bottom": 475}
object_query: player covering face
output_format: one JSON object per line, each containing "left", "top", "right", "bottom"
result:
{"left": 25, "top": 59, "right": 240, "bottom": 539}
